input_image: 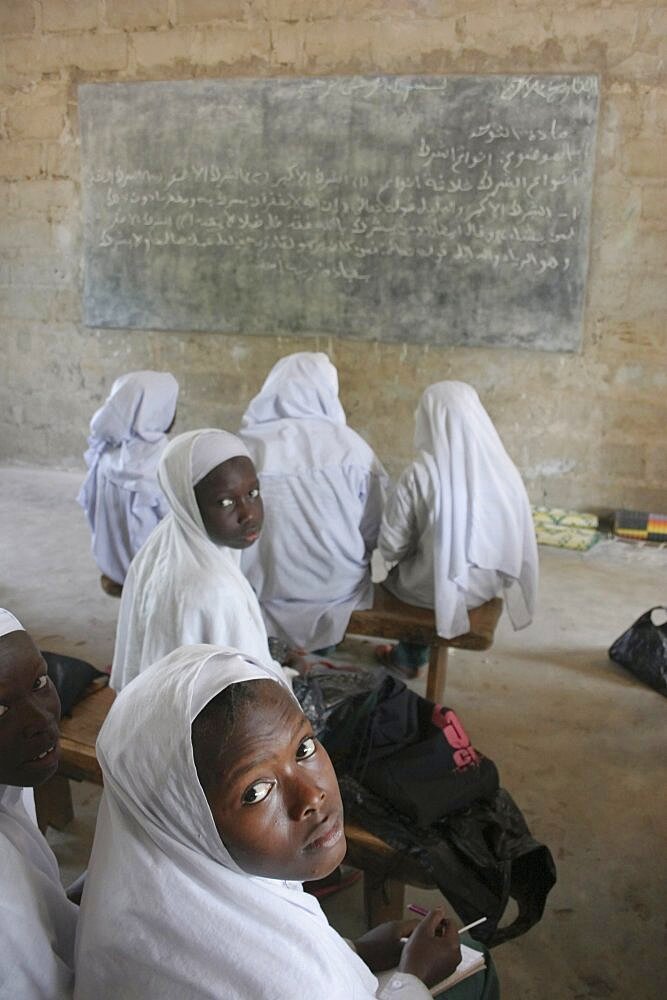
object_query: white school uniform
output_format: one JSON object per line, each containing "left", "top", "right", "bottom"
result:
{"left": 379, "top": 381, "right": 538, "bottom": 640}
{"left": 77, "top": 371, "right": 178, "bottom": 585}
{"left": 0, "top": 784, "right": 78, "bottom": 1000}
{"left": 240, "top": 353, "right": 390, "bottom": 651}
{"left": 74, "top": 645, "right": 432, "bottom": 1000}
{"left": 110, "top": 429, "right": 284, "bottom": 692}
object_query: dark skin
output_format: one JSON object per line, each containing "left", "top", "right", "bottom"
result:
{"left": 194, "top": 456, "right": 263, "bottom": 550}
{"left": 0, "top": 631, "right": 61, "bottom": 788}
{"left": 193, "top": 682, "right": 461, "bottom": 987}
{"left": 195, "top": 680, "right": 346, "bottom": 883}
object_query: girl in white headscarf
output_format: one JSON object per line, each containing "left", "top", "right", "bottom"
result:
{"left": 377, "top": 382, "right": 538, "bottom": 671}
{"left": 77, "top": 371, "right": 179, "bottom": 589}
{"left": 110, "top": 429, "right": 285, "bottom": 691}
{"left": 240, "top": 352, "right": 390, "bottom": 652}
{"left": 0, "top": 608, "right": 78, "bottom": 999}
{"left": 75, "top": 645, "right": 497, "bottom": 999}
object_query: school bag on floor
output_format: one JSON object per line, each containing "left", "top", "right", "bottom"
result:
{"left": 296, "top": 667, "right": 556, "bottom": 946}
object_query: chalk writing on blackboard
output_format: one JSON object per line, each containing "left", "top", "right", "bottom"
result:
{"left": 79, "top": 75, "right": 598, "bottom": 351}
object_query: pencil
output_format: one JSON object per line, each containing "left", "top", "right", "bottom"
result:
{"left": 406, "top": 904, "right": 487, "bottom": 935}
{"left": 457, "top": 917, "right": 487, "bottom": 934}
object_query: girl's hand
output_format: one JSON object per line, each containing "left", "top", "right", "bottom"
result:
{"left": 354, "top": 918, "right": 419, "bottom": 972}
{"left": 398, "top": 908, "right": 462, "bottom": 988}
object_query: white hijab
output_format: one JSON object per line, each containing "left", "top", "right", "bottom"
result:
{"left": 77, "top": 370, "right": 178, "bottom": 500}
{"left": 0, "top": 610, "right": 77, "bottom": 999}
{"left": 75, "top": 646, "right": 379, "bottom": 1000}
{"left": 415, "top": 382, "right": 538, "bottom": 637}
{"left": 241, "top": 352, "right": 347, "bottom": 427}
{"left": 110, "top": 429, "right": 282, "bottom": 691}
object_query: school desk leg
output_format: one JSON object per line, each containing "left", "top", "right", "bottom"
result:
{"left": 34, "top": 773, "right": 74, "bottom": 833}
{"left": 363, "top": 872, "right": 405, "bottom": 927}
{"left": 426, "top": 644, "right": 448, "bottom": 703}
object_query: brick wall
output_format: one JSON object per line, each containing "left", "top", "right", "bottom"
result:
{"left": 0, "top": 0, "right": 665, "bottom": 511}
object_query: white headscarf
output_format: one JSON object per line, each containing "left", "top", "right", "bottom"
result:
{"left": 110, "top": 430, "right": 282, "bottom": 691}
{"left": 75, "top": 646, "right": 379, "bottom": 1000}
{"left": 415, "top": 382, "right": 537, "bottom": 637}
{"left": 0, "top": 610, "right": 77, "bottom": 998}
{"left": 241, "top": 352, "right": 347, "bottom": 427}
{"left": 0, "top": 608, "right": 24, "bottom": 637}
{"left": 78, "top": 371, "right": 178, "bottom": 499}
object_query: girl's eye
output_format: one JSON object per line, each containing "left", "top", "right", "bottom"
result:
{"left": 242, "top": 780, "right": 273, "bottom": 805}
{"left": 296, "top": 736, "right": 316, "bottom": 761}
{"left": 32, "top": 675, "right": 48, "bottom": 692}
{"left": 0, "top": 705, "right": 8, "bottom": 719}
{"left": 218, "top": 498, "right": 234, "bottom": 510}
{"left": 249, "top": 487, "right": 260, "bottom": 500}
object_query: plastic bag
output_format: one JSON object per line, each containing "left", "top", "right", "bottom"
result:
{"left": 608, "top": 607, "right": 667, "bottom": 696}
{"left": 41, "top": 650, "right": 106, "bottom": 716}
{"left": 340, "top": 775, "right": 557, "bottom": 947}
{"left": 292, "top": 664, "right": 386, "bottom": 740}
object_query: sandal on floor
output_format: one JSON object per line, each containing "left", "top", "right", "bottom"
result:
{"left": 100, "top": 574, "right": 123, "bottom": 598}
{"left": 374, "top": 643, "right": 396, "bottom": 666}
{"left": 374, "top": 643, "right": 423, "bottom": 680}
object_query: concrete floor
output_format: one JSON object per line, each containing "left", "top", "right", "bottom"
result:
{"left": 1, "top": 465, "right": 665, "bottom": 1000}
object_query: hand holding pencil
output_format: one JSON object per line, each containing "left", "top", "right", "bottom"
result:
{"left": 407, "top": 902, "right": 487, "bottom": 936}
{"left": 398, "top": 906, "right": 462, "bottom": 989}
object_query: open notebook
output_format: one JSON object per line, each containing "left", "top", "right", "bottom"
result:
{"left": 430, "top": 942, "right": 485, "bottom": 995}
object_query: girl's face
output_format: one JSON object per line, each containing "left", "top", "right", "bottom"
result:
{"left": 194, "top": 456, "right": 263, "bottom": 549}
{"left": 0, "top": 631, "right": 61, "bottom": 787}
{"left": 196, "top": 681, "right": 346, "bottom": 882}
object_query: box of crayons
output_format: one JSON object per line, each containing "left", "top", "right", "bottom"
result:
{"left": 613, "top": 510, "right": 667, "bottom": 542}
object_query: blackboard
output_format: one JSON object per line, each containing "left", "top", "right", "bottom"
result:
{"left": 79, "top": 75, "right": 598, "bottom": 351}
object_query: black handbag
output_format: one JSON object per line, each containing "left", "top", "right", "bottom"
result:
{"left": 608, "top": 607, "right": 667, "bottom": 696}
{"left": 41, "top": 650, "right": 107, "bottom": 716}
{"left": 356, "top": 683, "right": 499, "bottom": 827}
{"left": 317, "top": 672, "right": 499, "bottom": 827}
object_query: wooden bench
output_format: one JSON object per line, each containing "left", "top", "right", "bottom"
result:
{"left": 34, "top": 684, "right": 115, "bottom": 832}
{"left": 343, "top": 820, "right": 439, "bottom": 926}
{"left": 347, "top": 585, "right": 503, "bottom": 703}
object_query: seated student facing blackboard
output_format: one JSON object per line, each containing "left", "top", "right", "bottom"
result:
{"left": 376, "top": 382, "right": 538, "bottom": 676}
{"left": 240, "top": 352, "right": 389, "bottom": 654}
{"left": 77, "top": 371, "right": 179, "bottom": 591}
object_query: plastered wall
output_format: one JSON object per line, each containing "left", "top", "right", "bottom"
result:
{"left": 1, "top": 0, "right": 665, "bottom": 511}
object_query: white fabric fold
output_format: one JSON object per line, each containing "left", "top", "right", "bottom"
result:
{"left": 241, "top": 351, "right": 346, "bottom": 426}
{"left": 75, "top": 645, "right": 388, "bottom": 1000}
{"left": 240, "top": 353, "right": 390, "bottom": 650}
{"left": 379, "top": 381, "right": 538, "bottom": 639}
{"left": 190, "top": 429, "right": 251, "bottom": 486}
{"left": 0, "top": 784, "right": 77, "bottom": 998}
{"left": 0, "top": 608, "right": 24, "bottom": 637}
{"left": 77, "top": 371, "right": 179, "bottom": 584}
{"left": 110, "top": 429, "right": 283, "bottom": 691}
